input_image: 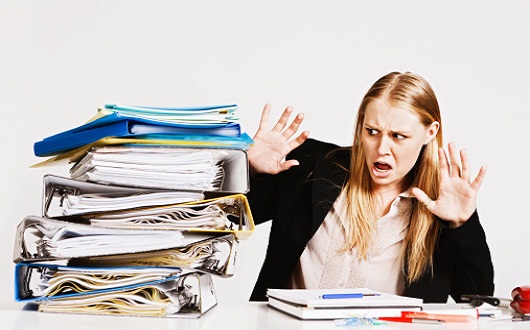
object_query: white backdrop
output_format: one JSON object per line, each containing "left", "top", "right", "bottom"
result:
{"left": 1, "top": 0, "right": 529, "bottom": 305}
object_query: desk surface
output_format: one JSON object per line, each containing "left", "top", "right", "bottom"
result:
{"left": 0, "top": 301, "right": 525, "bottom": 330}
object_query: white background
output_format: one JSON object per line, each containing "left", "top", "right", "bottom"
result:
{"left": 1, "top": 0, "right": 529, "bottom": 306}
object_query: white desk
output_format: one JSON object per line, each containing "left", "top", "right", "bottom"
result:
{"left": 0, "top": 301, "right": 526, "bottom": 330}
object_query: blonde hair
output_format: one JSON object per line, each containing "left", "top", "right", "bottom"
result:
{"left": 343, "top": 71, "right": 443, "bottom": 283}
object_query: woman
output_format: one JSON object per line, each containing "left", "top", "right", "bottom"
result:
{"left": 247, "top": 71, "right": 494, "bottom": 302}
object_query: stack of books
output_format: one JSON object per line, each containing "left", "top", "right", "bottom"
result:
{"left": 13, "top": 104, "right": 254, "bottom": 318}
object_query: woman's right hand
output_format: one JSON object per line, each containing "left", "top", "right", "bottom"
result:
{"left": 248, "top": 103, "right": 309, "bottom": 175}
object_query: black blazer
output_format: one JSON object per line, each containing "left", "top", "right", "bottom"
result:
{"left": 247, "top": 139, "right": 494, "bottom": 302}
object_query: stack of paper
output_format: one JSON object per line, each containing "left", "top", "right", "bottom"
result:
{"left": 13, "top": 104, "right": 254, "bottom": 318}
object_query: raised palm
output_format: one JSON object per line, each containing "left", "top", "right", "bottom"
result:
{"left": 248, "top": 104, "right": 309, "bottom": 175}
{"left": 412, "top": 142, "right": 487, "bottom": 227}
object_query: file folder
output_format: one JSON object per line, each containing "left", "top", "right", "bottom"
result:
{"left": 32, "top": 134, "right": 254, "bottom": 168}
{"left": 34, "top": 117, "right": 242, "bottom": 157}
{"left": 42, "top": 175, "right": 205, "bottom": 218}
{"left": 38, "top": 145, "right": 250, "bottom": 194}
{"left": 67, "top": 146, "right": 250, "bottom": 192}
{"left": 15, "top": 264, "right": 183, "bottom": 301}
{"left": 16, "top": 264, "right": 217, "bottom": 318}
{"left": 102, "top": 103, "right": 238, "bottom": 117}
{"left": 76, "top": 194, "right": 255, "bottom": 240}
{"left": 69, "top": 233, "right": 238, "bottom": 277}
{"left": 34, "top": 103, "right": 242, "bottom": 157}
{"left": 13, "top": 216, "right": 245, "bottom": 262}
{"left": 42, "top": 191, "right": 254, "bottom": 241}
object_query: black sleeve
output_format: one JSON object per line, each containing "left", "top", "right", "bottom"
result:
{"left": 404, "top": 211, "right": 495, "bottom": 303}
{"left": 246, "top": 138, "right": 340, "bottom": 225}
{"left": 247, "top": 173, "right": 277, "bottom": 225}
{"left": 441, "top": 211, "right": 495, "bottom": 302}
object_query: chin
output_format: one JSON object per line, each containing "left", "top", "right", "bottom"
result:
{"left": 369, "top": 174, "right": 399, "bottom": 189}
{"left": 369, "top": 175, "right": 389, "bottom": 186}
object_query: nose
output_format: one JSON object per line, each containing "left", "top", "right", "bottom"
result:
{"left": 376, "top": 135, "right": 392, "bottom": 155}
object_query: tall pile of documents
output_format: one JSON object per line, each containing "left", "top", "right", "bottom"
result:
{"left": 13, "top": 104, "right": 254, "bottom": 318}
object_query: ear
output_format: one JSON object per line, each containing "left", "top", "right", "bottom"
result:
{"left": 423, "top": 121, "right": 440, "bottom": 145}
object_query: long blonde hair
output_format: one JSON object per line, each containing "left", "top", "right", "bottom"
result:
{"left": 343, "top": 71, "right": 443, "bottom": 283}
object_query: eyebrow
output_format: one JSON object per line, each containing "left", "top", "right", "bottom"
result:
{"left": 363, "top": 124, "right": 412, "bottom": 135}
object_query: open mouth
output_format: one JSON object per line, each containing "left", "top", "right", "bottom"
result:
{"left": 374, "top": 162, "right": 392, "bottom": 172}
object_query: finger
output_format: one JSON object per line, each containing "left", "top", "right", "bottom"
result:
{"left": 460, "top": 149, "right": 471, "bottom": 182}
{"left": 282, "top": 112, "right": 305, "bottom": 139}
{"left": 411, "top": 187, "right": 435, "bottom": 210}
{"left": 470, "top": 165, "right": 487, "bottom": 192}
{"left": 271, "top": 106, "right": 293, "bottom": 132}
{"left": 438, "top": 147, "right": 450, "bottom": 179}
{"left": 258, "top": 103, "right": 272, "bottom": 131}
{"left": 448, "top": 142, "right": 461, "bottom": 177}
{"left": 287, "top": 130, "right": 310, "bottom": 151}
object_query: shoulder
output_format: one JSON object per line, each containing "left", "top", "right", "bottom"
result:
{"left": 286, "top": 138, "right": 351, "bottom": 182}
{"left": 287, "top": 138, "right": 349, "bottom": 163}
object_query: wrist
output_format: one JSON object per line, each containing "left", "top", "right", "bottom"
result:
{"left": 445, "top": 209, "right": 477, "bottom": 229}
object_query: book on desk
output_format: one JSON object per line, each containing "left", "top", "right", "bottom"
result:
{"left": 266, "top": 288, "right": 502, "bottom": 321}
{"left": 266, "top": 288, "right": 423, "bottom": 320}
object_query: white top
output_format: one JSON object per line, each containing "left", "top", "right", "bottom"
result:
{"left": 290, "top": 188, "right": 412, "bottom": 295}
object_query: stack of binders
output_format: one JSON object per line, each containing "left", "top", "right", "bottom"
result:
{"left": 13, "top": 104, "right": 254, "bottom": 318}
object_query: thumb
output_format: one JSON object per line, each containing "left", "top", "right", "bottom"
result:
{"left": 279, "top": 159, "right": 300, "bottom": 171}
{"left": 411, "top": 187, "right": 434, "bottom": 209}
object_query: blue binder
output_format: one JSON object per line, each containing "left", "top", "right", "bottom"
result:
{"left": 34, "top": 114, "right": 242, "bottom": 156}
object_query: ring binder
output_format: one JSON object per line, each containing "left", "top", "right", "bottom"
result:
{"left": 16, "top": 264, "right": 217, "bottom": 318}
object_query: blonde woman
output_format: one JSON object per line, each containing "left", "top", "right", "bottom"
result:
{"left": 247, "top": 71, "right": 494, "bottom": 302}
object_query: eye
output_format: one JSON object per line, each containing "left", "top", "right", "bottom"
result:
{"left": 392, "top": 133, "right": 407, "bottom": 140}
{"left": 366, "top": 128, "right": 378, "bottom": 136}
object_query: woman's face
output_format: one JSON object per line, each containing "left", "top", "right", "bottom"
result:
{"left": 362, "top": 98, "right": 439, "bottom": 193}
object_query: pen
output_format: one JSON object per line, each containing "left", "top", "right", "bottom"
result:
{"left": 379, "top": 317, "right": 445, "bottom": 324}
{"left": 320, "top": 293, "right": 380, "bottom": 299}
{"left": 402, "top": 311, "right": 476, "bottom": 322}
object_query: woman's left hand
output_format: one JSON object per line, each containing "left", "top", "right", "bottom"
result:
{"left": 412, "top": 142, "right": 487, "bottom": 228}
